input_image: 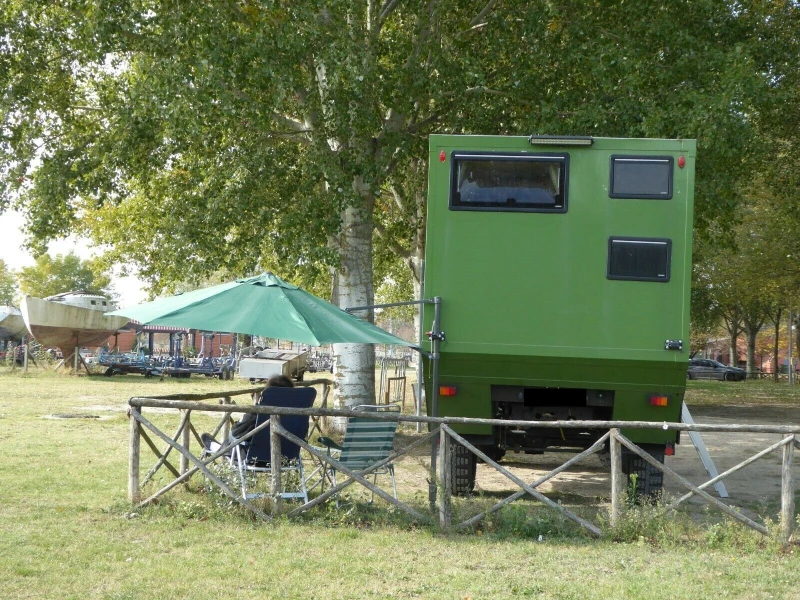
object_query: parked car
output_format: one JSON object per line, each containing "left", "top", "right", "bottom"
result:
{"left": 687, "top": 358, "right": 747, "bottom": 381}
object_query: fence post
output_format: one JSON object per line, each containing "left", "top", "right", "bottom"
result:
{"left": 271, "top": 415, "right": 282, "bottom": 515}
{"left": 780, "top": 435, "right": 796, "bottom": 545}
{"left": 610, "top": 428, "right": 624, "bottom": 529}
{"left": 180, "top": 409, "right": 191, "bottom": 475}
{"left": 129, "top": 406, "right": 141, "bottom": 503}
{"left": 438, "top": 426, "right": 451, "bottom": 528}
{"left": 221, "top": 396, "right": 232, "bottom": 441}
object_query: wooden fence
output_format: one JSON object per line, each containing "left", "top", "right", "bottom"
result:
{"left": 127, "top": 391, "right": 799, "bottom": 545}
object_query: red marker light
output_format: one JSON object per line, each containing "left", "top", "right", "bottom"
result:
{"left": 649, "top": 395, "right": 669, "bottom": 407}
{"left": 439, "top": 385, "right": 458, "bottom": 397}
{"left": 439, "top": 151, "right": 446, "bottom": 162}
{"left": 678, "top": 156, "right": 685, "bottom": 168}
{"left": 665, "top": 443, "right": 675, "bottom": 456}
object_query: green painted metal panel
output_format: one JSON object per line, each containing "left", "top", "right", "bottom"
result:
{"left": 423, "top": 135, "right": 695, "bottom": 443}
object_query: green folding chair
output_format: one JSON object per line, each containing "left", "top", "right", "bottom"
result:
{"left": 317, "top": 404, "right": 399, "bottom": 503}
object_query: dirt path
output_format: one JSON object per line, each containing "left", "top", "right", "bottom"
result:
{"left": 436, "top": 403, "right": 800, "bottom": 509}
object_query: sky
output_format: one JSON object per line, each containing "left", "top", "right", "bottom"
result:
{"left": 0, "top": 209, "right": 148, "bottom": 308}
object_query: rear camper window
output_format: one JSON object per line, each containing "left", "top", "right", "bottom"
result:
{"left": 607, "top": 238, "right": 671, "bottom": 282}
{"left": 609, "top": 156, "right": 673, "bottom": 199}
{"left": 450, "top": 152, "right": 568, "bottom": 213}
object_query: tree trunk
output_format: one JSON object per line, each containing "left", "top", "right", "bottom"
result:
{"left": 773, "top": 311, "right": 782, "bottom": 382}
{"left": 332, "top": 195, "right": 376, "bottom": 432}
{"left": 408, "top": 182, "right": 427, "bottom": 357}
{"left": 745, "top": 326, "right": 757, "bottom": 374}
{"left": 794, "top": 314, "right": 800, "bottom": 377}
{"left": 408, "top": 255, "right": 424, "bottom": 348}
{"left": 729, "top": 331, "right": 739, "bottom": 368}
{"left": 720, "top": 309, "right": 741, "bottom": 368}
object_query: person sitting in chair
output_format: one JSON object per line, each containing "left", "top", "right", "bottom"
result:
{"left": 201, "top": 374, "right": 295, "bottom": 454}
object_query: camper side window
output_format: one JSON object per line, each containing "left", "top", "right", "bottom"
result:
{"left": 609, "top": 156, "right": 673, "bottom": 199}
{"left": 450, "top": 152, "right": 568, "bottom": 213}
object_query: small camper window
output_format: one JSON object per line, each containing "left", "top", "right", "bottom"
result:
{"left": 607, "top": 238, "right": 671, "bottom": 282}
{"left": 450, "top": 152, "right": 568, "bottom": 213}
{"left": 609, "top": 156, "right": 673, "bottom": 199}
{"left": 91, "top": 300, "right": 97, "bottom": 305}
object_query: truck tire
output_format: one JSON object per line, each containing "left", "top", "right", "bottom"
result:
{"left": 622, "top": 445, "right": 665, "bottom": 500}
{"left": 450, "top": 442, "right": 477, "bottom": 496}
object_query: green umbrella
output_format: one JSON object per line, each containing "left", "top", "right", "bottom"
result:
{"left": 107, "top": 273, "right": 415, "bottom": 348}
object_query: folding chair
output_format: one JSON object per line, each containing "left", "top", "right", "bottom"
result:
{"left": 229, "top": 386, "right": 316, "bottom": 502}
{"left": 317, "top": 404, "right": 400, "bottom": 504}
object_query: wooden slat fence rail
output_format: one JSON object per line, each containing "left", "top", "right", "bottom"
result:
{"left": 129, "top": 380, "right": 332, "bottom": 488}
{"left": 128, "top": 394, "right": 799, "bottom": 545}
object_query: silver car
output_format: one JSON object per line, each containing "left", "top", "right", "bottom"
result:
{"left": 687, "top": 358, "right": 746, "bottom": 381}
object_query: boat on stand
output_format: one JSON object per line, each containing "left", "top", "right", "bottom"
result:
{"left": 0, "top": 305, "right": 27, "bottom": 341}
{"left": 20, "top": 291, "right": 131, "bottom": 372}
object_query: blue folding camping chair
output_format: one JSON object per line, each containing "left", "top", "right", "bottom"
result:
{"left": 229, "top": 386, "right": 317, "bottom": 502}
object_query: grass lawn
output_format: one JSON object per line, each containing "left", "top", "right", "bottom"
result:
{"left": 0, "top": 369, "right": 798, "bottom": 599}
{"left": 685, "top": 377, "right": 800, "bottom": 407}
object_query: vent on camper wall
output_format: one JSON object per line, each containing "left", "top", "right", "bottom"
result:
{"left": 607, "top": 237, "right": 671, "bottom": 282}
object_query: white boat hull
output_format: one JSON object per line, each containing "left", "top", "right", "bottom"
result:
{"left": 0, "top": 306, "right": 27, "bottom": 340}
{"left": 20, "top": 296, "right": 130, "bottom": 350}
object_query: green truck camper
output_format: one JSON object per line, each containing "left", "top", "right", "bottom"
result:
{"left": 422, "top": 134, "right": 696, "bottom": 495}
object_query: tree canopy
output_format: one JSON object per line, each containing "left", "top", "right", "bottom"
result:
{"left": 17, "top": 252, "right": 113, "bottom": 299}
{"left": 0, "top": 259, "right": 17, "bottom": 305}
{"left": 3, "top": 0, "right": 800, "bottom": 400}
{"left": 3, "top": 1, "right": 794, "bottom": 283}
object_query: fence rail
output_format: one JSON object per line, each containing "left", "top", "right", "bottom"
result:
{"left": 127, "top": 392, "right": 798, "bottom": 545}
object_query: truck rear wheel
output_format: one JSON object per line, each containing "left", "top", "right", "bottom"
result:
{"left": 623, "top": 445, "right": 665, "bottom": 500}
{"left": 450, "top": 442, "right": 477, "bottom": 496}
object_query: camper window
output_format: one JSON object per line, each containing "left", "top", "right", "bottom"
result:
{"left": 607, "top": 238, "right": 672, "bottom": 282}
{"left": 609, "top": 156, "right": 673, "bottom": 199}
{"left": 450, "top": 152, "right": 568, "bottom": 213}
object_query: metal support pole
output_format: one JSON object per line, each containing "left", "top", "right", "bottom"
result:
{"left": 780, "top": 435, "right": 795, "bottom": 545}
{"left": 431, "top": 296, "right": 442, "bottom": 420}
{"left": 428, "top": 296, "right": 442, "bottom": 507}
{"left": 416, "top": 260, "right": 426, "bottom": 433}
{"left": 610, "top": 428, "right": 624, "bottom": 528}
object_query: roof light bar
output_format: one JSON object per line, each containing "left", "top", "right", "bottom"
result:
{"left": 528, "top": 135, "right": 594, "bottom": 147}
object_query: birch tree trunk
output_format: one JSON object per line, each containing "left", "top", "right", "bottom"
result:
{"left": 332, "top": 194, "right": 376, "bottom": 431}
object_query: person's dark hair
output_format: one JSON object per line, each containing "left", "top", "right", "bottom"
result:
{"left": 266, "top": 374, "right": 295, "bottom": 388}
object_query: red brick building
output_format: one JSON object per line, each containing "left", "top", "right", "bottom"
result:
{"left": 104, "top": 324, "right": 235, "bottom": 357}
